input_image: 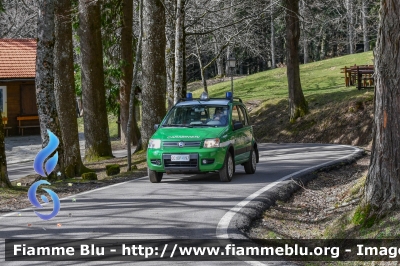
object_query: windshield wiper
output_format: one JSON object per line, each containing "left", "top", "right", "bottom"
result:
{"left": 162, "top": 124, "right": 193, "bottom": 128}
{"left": 190, "top": 124, "right": 209, "bottom": 127}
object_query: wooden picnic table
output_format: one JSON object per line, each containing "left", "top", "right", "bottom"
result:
{"left": 341, "top": 65, "right": 374, "bottom": 89}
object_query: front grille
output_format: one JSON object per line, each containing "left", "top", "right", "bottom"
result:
{"left": 163, "top": 141, "right": 201, "bottom": 148}
{"left": 164, "top": 159, "right": 198, "bottom": 168}
{"left": 163, "top": 154, "right": 198, "bottom": 169}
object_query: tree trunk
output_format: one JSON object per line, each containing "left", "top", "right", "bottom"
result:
{"left": 119, "top": 0, "right": 134, "bottom": 146}
{"left": 36, "top": 0, "right": 65, "bottom": 179}
{"left": 215, "top": 41, "right": 224, "bottom": 77}
{"left": 195, "top": 37, "right": 207, "bottom": 92}
{"left": 285, "top": 0, "right": 308, "bottom": 123}
{"left": 165, "top": 0, "right": 175, "bottom": 110}
{"left": 270, "top": 0, "right": 276, "bottom": 69}
{"left": 141, "top": 0, "right": 166, "bottom": 149}
{"left": 347, "top": 0, "right": 354, "bottom": 54}
{"left": 127, "top": 0, "right": 143, "bottom": 169}
{"left": 54, "top": 0, "right": 88, "bottom": 177}
{"left": 362, "top": 0, "right": 369, "bottom": 52}
{"left": 300, "top": 0, "right": 308, "bottom": 64}
{"left": 78, "top": 0, "right": 113, "bottom": 162}
{"left": 365, "top": 0, "right": 400, "bottom": 214}
{"left": 320, "top": 32, "right": 326, "bottom": 60}
{"left": 181, "top": 31, "right": 187, "bottom": 99}
{"left": 0, "top": 121, "right": 11, "bottom": 188}
{"left": 225, "top": 46, "right": 230, "bottom": 75}
{"left": 173, "top": 0, "right": 184, "bottom": 104}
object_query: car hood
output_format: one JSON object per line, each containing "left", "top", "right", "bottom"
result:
{"left": 152, "top": 127, "right": 227, "bottom": 141}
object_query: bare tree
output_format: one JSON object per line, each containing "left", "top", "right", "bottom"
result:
{"left": 362, "top": 0, "right": 369, "bottom": 52}
{"left": 346, "top": 0, "right": 354, "bottom": 54}
{"left": 0, "top": 0, "right": 38, "bottom": 38}
{"left": 54, "top": 0, "right": 88, "bottom": 177}
{"left": 141, "top": 0, "right": 166, "bottom": 149}
{"left": 270, "top": 0, "right": 276, "bottom": 68}
{"left": 285, "top": 0, "right": 308, "bottom": 122}
{"left": 78, "top": 0, "right": 113, "bottom": 161}
{"left": 365, "top": 0, "right": 400, "bottom": 215}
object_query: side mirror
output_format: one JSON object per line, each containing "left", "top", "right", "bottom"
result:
{"left": 233, "top": 122, "right": 243, "bottom": 130}
{"left": 154, "top": 124, "right": 159, "bottom": 130}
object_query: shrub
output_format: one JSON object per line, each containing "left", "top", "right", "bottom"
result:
{"left": 82, "top": 172, "right": 97, "bottom": 180}
{"left": 106, "top": 164, "right": 120, "bottom": 176}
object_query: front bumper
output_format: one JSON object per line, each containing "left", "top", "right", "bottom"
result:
{"left": 147, "top": 147, "right": 227, "bottom": 173}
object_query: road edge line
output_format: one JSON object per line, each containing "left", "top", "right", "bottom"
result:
{"left": 216, "top": 144, "right": 364, "bottom": 265}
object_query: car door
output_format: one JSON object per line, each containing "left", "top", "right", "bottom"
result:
{"left": 231, "top": 104, "right": 247, "bottom": 163}
{"left": 238, "top": 105, "right": 253, "bottom": 157}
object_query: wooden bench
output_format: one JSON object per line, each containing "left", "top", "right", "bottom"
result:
{"left": 17, "top": 116, "right": 39, "bottom": 136}
{"left": 2, "top": 117, "right": 11, "bottom": 137}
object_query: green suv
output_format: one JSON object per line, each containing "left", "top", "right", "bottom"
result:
{"left": 147, "top": 91, "right": 259, "bottom": 183}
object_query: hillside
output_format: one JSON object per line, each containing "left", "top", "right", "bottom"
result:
{"left": 194, "top": 52, "right": 375, "bottom": 146}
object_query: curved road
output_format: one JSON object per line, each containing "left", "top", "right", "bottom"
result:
{"left": 0, "top": 143, "right": 362, "bottom": 265}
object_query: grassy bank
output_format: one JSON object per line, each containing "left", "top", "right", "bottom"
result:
{"left": 195, "top": 52, "right": 375, "bottom": 146}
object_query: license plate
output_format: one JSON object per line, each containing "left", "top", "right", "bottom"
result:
{"left": 171, "top": 155, "right": 190, "bottom": 162}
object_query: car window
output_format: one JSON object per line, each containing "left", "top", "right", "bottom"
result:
{"left": 162, "top": 105, "right": 229, "bottom": 127}
{"left": 238, "top": 106, "right": 248, "bottom": 126}
{"left": 231, "top": 105, "right": 241, "bottom": 127}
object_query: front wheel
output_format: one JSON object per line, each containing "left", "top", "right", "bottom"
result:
{"left": 219, "top": 152, "right": 234, "bottom": 182}
{"left": 244, "top": 148, "right": 257, "bottom": 174}
{"left": 149, "top": 169, "right": 163, "bottom": 183}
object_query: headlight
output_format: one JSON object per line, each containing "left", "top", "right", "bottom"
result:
{"left": 148, "top": 139, "right": 161, "bottom": 149}
{"left": 203, "top": 138, "right": 220, "bottom": 148}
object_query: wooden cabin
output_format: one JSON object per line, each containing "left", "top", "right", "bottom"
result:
{"left": 0, "top": 39, "right": 39, "bottom": 136}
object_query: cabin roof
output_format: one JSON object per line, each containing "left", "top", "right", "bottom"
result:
{"left": 0, "top": 39, "right": 36, "bottom": 79}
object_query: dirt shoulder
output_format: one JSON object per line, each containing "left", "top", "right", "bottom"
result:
{"left": 250, "top": 91, "right": 374, "bottom": 147}
{"left": 248, "top": 154, "right": 369, "bottom": 241}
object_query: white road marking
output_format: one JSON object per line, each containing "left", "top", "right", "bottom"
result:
{"left": 0, "top": 176, "right": 148, "bottom": 219}
{"left": 216, "top": 145, "right": 362, "bottom": 266}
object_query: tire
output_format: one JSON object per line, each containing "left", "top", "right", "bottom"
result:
{"left": 219, "top": 151, "right": 234, "bottom": 182}
{"left": 244, "top": 147, "right": 257, "bottom": 174}
{"left": 149, "top": 169, "right": 163, "bottom": 183}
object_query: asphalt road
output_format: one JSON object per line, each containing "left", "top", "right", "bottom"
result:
{"left": 0, "top": 143, "right": 361, "bottom": 266}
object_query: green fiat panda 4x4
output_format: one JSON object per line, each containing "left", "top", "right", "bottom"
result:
{"left": 146, "top": 91, "right": 259, "bottom": 183}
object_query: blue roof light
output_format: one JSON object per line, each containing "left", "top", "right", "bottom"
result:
{"left": 226, "top": 91, "right": 233, "bottom": 100}
{"left": 186, "top": 93, "right": 193, "bottom": 100}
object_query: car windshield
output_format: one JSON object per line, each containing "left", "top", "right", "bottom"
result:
{"left": 162, "top": 105, "right": 229, "bottom": 127}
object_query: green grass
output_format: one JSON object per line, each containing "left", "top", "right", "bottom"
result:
{"left": 77, "top": 114, "right": 119, "bottom": 139}
{"left": 194, "top": 52, "right": 374, "bottom": 106}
